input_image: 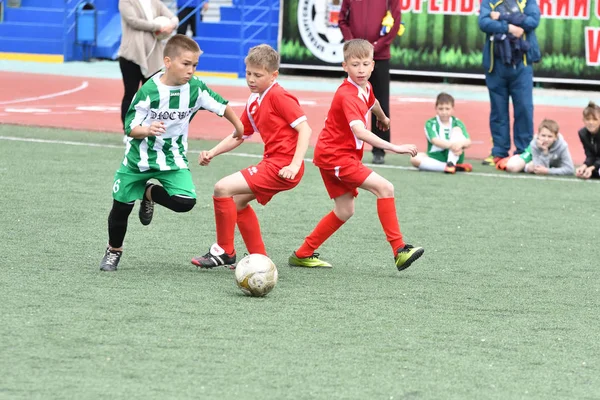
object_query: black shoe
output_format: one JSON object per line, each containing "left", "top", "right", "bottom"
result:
{"left": 139, "top": 182, "right": 154, "bottom": 226}
{"left": 100, "top": 247, "right": 123, "bottom": 271}
{"left": 191, "top": 243, "right": 236, "bottom": 269}
{"left": 372, "top": 154, "right": 385, "bottom": 165}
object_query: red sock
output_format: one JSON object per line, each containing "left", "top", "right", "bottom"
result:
{"left": 213, "top": 196, "right": 236, "bottom": 254}
{"left": 296, "top": 211, "right": 345, "bottom": 258}
{"left": 377, "top": 197, "right": 405, "bottom": 254}
{"left": 237, "top": 205, "right": 266, "bottom": 255}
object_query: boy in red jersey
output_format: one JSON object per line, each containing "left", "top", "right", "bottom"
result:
{"left": 191, "top": 44, "right": 312, "bottom": 268}
{"left": 288, "top": 39, "right": 424, "bottom": 271}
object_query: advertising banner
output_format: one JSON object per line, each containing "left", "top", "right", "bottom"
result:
{"left": 280, "top": 0, "right": 600, "bottom": 83}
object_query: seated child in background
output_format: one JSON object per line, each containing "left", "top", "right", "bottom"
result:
{"left": 410, "top": 92, "right": 472, "bottom": 174}
{"left": 498, "top": 119, "right": 574, "bottom": 176}
{"left": 524, "top": 119, "right": 574, "bottom": 175}
{"left": 575, "top": 101, "right": 600, "bottom": 180}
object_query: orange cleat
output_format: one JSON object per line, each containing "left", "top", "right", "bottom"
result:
{"left": 455, "top": 163, "right": 473, "bottom": 172}
{"left": 495, "top": 157, "right": 510, "bottom": 171}
{"left": 444, "top": 162, "right": 456, "bottom": 174}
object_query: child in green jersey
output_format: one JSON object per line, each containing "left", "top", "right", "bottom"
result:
{"left": 100, "top": 34, "right": 244, "bottom": 271}
{"left": 410, "top": 92, "right": 473, "bottom": 174}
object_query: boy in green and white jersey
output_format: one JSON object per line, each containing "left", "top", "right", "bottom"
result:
{"left": 100, "top": 34, "right": 244, "bottom": 272}
{"left": 410, "top": 93, "right": 473, "bottom": 174}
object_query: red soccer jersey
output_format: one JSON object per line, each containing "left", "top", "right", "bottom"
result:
{"left": 240, "top": 82, "right": 307, "bottom": 164}
{"left": 314, "top": 78, "right": 375, "bottom": 169}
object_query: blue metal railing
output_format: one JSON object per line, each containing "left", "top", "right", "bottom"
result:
{"left": 234, "top": 0, "right": 279, "bottom": 74}
{"left": 175, "top": 0, "right": 208, "bottom": 33}
{"left": 63, "top": 0, "right": 82, "bottom": 60}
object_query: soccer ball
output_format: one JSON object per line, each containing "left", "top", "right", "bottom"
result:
{"left": 234, "top": 254, "right": 278, "bottom": 297}
{"left": 153, "top": 16, "right": 172, "bottom": 40}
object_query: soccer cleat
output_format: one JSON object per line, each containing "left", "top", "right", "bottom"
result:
{"left": 191, "top": 243, "right": 236, "bottom": 269}
{"left": 100, "top": 247, "right": 123, "bottom": 271}
{"left": 395, "top": 244, "right": 424, "bottom": 271}
{"left": 288, "top": 252, "right": 333, "bottom": 268}
{"left": 444, "top": 162, "right": 456, "bottom": 174}
{"left": 495, "top": 157, "right": 510, "bottom": 171}
{"left": 139, "top": 182, "right": 154, "bottom": 226}
{"left": 455, "top": 163, "right": 473, "bottom": 172}
{"left": 482, "top": 155, "right": 502, "bottom": 166}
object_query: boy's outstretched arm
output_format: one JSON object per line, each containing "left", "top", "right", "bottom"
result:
{"left": 351, "top": 124, "right": 417, "bottom": 157}
{"left": 279, "top": 121, "right": 312, "bottom": 180}
{"left": 199, "top": 105, "right": 246, "bottom": 166}
{"left": 198, "top": 134, "right": 243, "bottom": 166}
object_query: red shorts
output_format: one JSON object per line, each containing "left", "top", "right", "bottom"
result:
{"left": 241, "top": 158, "right": 305, "bottom": 205}
{"left": 318, "top": 159, "right": 372, "bottom": 199}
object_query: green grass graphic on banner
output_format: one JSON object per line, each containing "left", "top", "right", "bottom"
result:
{"left": 280, "top": 0, "right": 600, "bottom": 81}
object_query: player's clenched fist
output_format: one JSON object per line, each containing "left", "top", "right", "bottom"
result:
{"left": 392, "top": 144, "right": 418, "bottom": 157}
{"left": 376, "top": 117, "right": 390, "bottom": 132}
{"left": 147, "top": 121, "right": 166, "bottom": 136}
{"left": 278, "top": 164, "right": 300, "bottom": 180}
{"left": 198, "top": 150, "right": 212, "bottom": 166}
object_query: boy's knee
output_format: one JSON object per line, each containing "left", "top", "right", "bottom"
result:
{"left": 335, "top": 205, "right": 354, "bottom": 221}
{"left": 379, "top": 182, "right": 395, "bottom": 198}
{"left": 213, "top": 180, "right": 229, "bottom": 197}
{"left": 110, "top": 200, "right": 134, "bottom": 220}
{"left": 171, "top": 196, "right": 196, "bottom": 212}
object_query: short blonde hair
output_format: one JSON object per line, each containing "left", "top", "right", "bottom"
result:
{"left": 343, "top": 39, "right": 373, "bottom": 62}
{"left": 244, "top": 44, "right": 280, "bottom": 73}
{"left": 164, "top": 34, "right": 202, "bottom": 59}
{"left": 538, "top": 119, "right": 559, "bottom": 135}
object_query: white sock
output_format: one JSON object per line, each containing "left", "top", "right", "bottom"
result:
{"left": 447, "top": 151, "right": 459, "bottom": 165}
{"left": 419, "top": 157, "right": 446, "bottom": 172}
{"left": 448, "top": 128, "right": 466, "bottom": 165}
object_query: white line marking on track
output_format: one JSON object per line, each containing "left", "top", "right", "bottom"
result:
{"left": 76, "top": 106, "right": 120, "bottom": 112}
{"left": 0, "top": 135, "right": 597, "bottom": 184}
{"left": 0, "top": 81, "right": 89, "bottom": 106}
{"left": 5, "top": 108, "right": 51, "bottom": 113}
{"left": 36, "top": 111, "right": 84, "bottom": 115}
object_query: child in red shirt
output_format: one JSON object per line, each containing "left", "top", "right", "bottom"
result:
{"left": 191, "top": 44, "right": 312, "bottom": 268}
{"left": 289, "top": 39, "right": 424, "bottom": 271}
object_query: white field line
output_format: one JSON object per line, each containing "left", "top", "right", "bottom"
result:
{"left": 0, "top": 135, "right": 597, "bottom": 184}
{"left": 0, "top": 81, "right": 89, "bottom": 106}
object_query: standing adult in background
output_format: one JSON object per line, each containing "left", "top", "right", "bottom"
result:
{"left": 118, "top": 0, "right": 178, "bottom": 127}
{"left": 177, "top": 0, "right": 210, "bottom": 37}
{"left": 338, "top": 0, "right": 401, "bottom": 165}
{"left": 478, "top": 0, "right": 540, "bottom": 166}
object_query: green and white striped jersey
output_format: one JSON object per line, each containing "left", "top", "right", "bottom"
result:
{"left": 123, "top": 73, "right": 228, "bottom": 172}
{"left": 424, "top": 116, "right": 469, "bottom": 155}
